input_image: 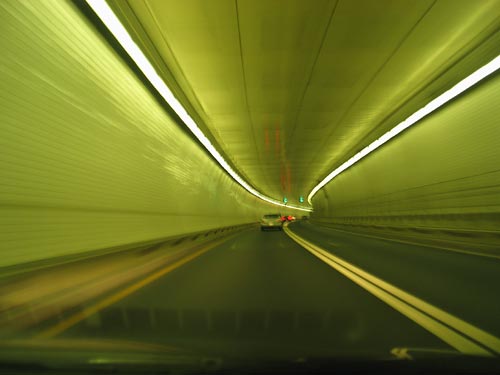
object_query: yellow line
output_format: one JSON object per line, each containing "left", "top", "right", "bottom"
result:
{"left": 327, "top": 227, "right": 500, "bottom": 260}
{"left": 35, "top": 239, "right": 226, "bottom": 339}
{"left": 284, "top": 226, "right": 500, "bottom": 356}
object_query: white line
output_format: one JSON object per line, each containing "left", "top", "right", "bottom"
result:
{"left": 284, "top": 226, "right": 500, "bottom": 356}
{"left": 84, "top": 0, "right": 311, "bottom": 212}
{"left": 307, "top": 55, "right": 500, "bottom": 204}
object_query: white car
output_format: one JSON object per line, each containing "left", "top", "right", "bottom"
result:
{"left": 260, "top": 214, "right": 283, "bottom": 231}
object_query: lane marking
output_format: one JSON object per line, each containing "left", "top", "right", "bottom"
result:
{"left": 35, "top": 238, "right": 229, "bottom": 339}
{"left": 284, "top": 226, "right": 500, "bottom": 356}
{"left": 324, "top": 226, "right": 500, "bottom": 260}
{"left": 391, "top": 346, "right": 465, "bottom": 360}
{"left": 391, "top": 347, "right": 413, "bottom": 360}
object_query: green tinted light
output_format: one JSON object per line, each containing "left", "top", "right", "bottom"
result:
{"left": 283, "top": 197, "right": 288, "bottom": 204}
{"left": 299, "top": 196, "right": 304, "bottom": 203}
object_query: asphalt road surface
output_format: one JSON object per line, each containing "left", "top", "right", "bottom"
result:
{"left": 43, "top": 223, "right": 490, "bottom": 359}
{"left": 290, "top": 221, "right": 500, "bottom": 339}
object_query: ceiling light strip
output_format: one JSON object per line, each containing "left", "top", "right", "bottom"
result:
{"left": 308, "top": 54, "right": 500, "bottom": 204}
{"left": 85, "top": 0, "right": 311, "bottom": 212}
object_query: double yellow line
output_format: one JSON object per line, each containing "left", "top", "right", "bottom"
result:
{"left": 284, "top": 226, "right": 500, "bottom": 357}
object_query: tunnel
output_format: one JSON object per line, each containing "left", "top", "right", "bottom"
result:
{"left": 1, "top": 0, "right": 500, "bottom": 370}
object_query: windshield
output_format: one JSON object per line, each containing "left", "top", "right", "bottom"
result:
{"left": 1, "top": 0, "right": 500, "bottom": 372}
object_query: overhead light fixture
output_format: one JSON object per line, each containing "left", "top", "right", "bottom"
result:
{"left": 85, "top": 0, "right": 312, "bottom": 212}
{"left": 307, "top": 54, "right": 500, "bottom": 204}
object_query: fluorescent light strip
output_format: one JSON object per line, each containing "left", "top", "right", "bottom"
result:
{"left": 308, "top": 54, "right": 500, "bottom": 204}
{"left": 85, "top": 0, "right": 312, "bottom": 212}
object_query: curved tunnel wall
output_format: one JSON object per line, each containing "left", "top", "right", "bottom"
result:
{"left": 0, "top": 0, "right": 291, "bottom": 268}
{"left": 312, "top": 72, "right": 500, "bottom": 232}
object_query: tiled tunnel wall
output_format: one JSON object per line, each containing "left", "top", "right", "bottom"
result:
{"left": 0, "top": 0, "right": 294, "bottom": 268}
{"left": 312, "top": 72, "right": 500, "bottom": 233}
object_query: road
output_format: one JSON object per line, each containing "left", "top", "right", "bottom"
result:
{"left": 32, "top": 222, "right": 491, "bottom": 359}
{"left": 290, "top": 221, "right": 500, "bottom": 339}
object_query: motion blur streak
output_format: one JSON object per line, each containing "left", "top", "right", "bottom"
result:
{"left": 35, "top": 236, "right": 231, "bottom": 339}
{"left": 1, "top": 0, "right": 499, "bottom": 364}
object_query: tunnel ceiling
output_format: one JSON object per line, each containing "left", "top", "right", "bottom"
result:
{"left": 107, "top": 0, "right": 500, "bottom": 206}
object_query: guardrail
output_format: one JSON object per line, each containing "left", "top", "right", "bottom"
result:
{"left": 311, "top": 217, "right": 500, "bottom": 257}
{"left": 312, "top": 212, "right": 500, "bottom": 234}
{"left": 0, "top": 222, "right": 257, "bottom": 280}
